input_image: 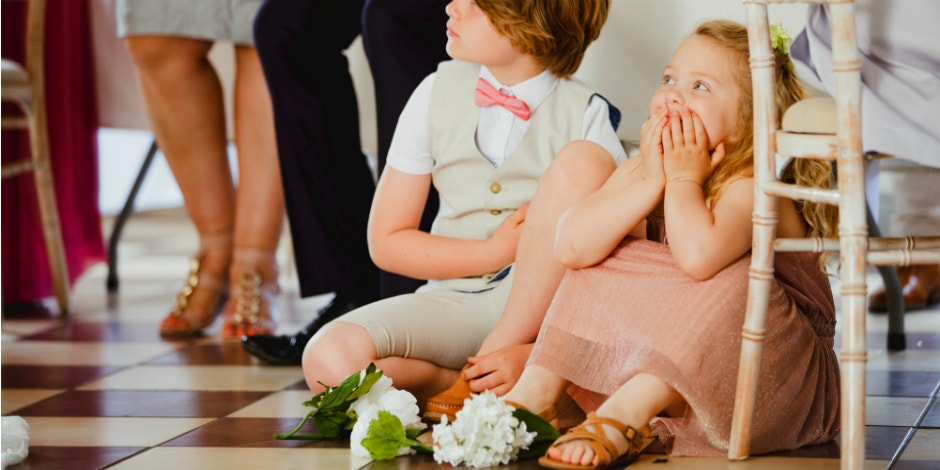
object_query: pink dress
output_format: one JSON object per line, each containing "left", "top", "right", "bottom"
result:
{"left": 530, "top": 210, "right": 840, "bottom": 456}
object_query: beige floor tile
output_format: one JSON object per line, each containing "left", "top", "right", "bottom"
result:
{"left": 864, "top": 349, "right": 940, "bottom": 372}
{"left": 107, "top": 447, "right": 361, "bottom": 470}
{"left": 865, "top": 396, "right": 931, "bottom": 426}
{"left": 0, "top": 341, "right": 179, "bottom": 366}
{"left": 227, "top": 390, "right": 316, "bottom": 418}
{"left": 24, "top": 417, "right": 212, "bottom": 446}
{"left": 77, "top": 365, "right": 302, "bottom": 391}
{"left": 615, "top": 455, "right": 850, "bottom": 469}
{"left": 0, "top": 389, "right": 63, "bottom": 414}
{"left": 0, "top": 320, "right": 60, "bottom": 338}
{"left": 901, "top": 428, "right": 940, "bottom": 461}
{"left": 864, "top": 308, "right": 940, "bottom": 334}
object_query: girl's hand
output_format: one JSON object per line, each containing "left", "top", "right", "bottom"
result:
{"left": 639, "top": 108, "right": 668, "bottom": 187}
{"left": 487, "top": 203, "right": 529, "bottom": 267}
{"left": 662, "top": 108, "right": 725, "bottom": 185}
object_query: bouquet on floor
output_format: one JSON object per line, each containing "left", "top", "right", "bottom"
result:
{"left": 432, "top": 391, "right": 559, "bottom": 467}
{"left": 274, "top": 363, "right": 430, "bottom": 459}
{"left": 276, "top": 363, "right": 559, "bottom": 466}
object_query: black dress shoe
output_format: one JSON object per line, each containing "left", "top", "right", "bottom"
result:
{"left": 241, "top": 287, "right": 378, "bottom": 365}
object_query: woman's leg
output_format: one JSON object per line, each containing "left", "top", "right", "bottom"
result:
{"left": 124, "top": 36, "right": 234, "bottom": 333}
{"left": 546, "top": 373, "right": 684, "bottom": 467}
{"left": 220, "top": 45, "right": 283, "bottom": 338}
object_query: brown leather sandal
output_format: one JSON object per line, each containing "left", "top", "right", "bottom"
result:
{"left": 538, "top": 412, "right": 653, "bottom": 470}
{"left": 505, "top": 400, "right": 558, "bottom": 423}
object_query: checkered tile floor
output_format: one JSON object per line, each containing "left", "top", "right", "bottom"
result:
{"left": 2, "top": 208, "right": 938, "bottom": 469}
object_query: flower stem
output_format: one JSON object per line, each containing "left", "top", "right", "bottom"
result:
{"left": 274, "top": 410, "right": 317, "bottom": 440}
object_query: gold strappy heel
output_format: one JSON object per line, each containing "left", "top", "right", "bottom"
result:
{"left": 159, "top": 256, "right": 228, "bottom": 337}
{"left": 220, "top": 249, "right": 278, "bottom": 339}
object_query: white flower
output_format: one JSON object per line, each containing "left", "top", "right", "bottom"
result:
{"left": 349, "top": 374, "right": 393, "bottom": 417}
{"left": 349, "top": 387, "right": 425, "bottom": 458}
{"left": 431, "top": 391, "right": 536, "bottom": 468}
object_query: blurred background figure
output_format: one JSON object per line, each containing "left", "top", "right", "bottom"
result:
{"left": 118, "top": 0, "right": 284, "bottom": 338}
{"left": 791, "top": 0, "right": 940, "bottom": 312}
{"left": 241, "top": 0, "right": 449, "bottom": 365}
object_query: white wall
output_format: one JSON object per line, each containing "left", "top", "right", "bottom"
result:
{"left": 91, "top": 0, "right": 810, "bottom": 213}
{"left": 574, "top": 0, "right": 808, "bottom": 141}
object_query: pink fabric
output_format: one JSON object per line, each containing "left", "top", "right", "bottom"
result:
{"left": 474, "top": 77, "right": 530, "bottom": 120}
{"left": 2, "top": 1, "right": 105, "bottom": 304}
{"left": 531, "top": 237, "right": 840, "bottom": 456}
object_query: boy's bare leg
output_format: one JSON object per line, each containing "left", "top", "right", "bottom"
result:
{"left": 301, "top": 322, "right": 459, "bottom": 406}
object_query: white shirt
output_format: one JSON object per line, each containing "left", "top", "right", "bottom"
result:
{"left": 387, "top": 65, "right": 626, "bottom": 174}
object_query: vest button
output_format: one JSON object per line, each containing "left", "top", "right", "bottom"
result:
{"left": 490, "top": 182, "right": 501, "bottom": 193}
{"left": 490, "top": 209, "right": 502, "bottom": 216}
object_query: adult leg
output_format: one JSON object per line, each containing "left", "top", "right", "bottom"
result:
{"left": 124, "top": 36, "right": 234, "bottom": 335}
{"left": 253, "top": 0, "right": 376, "bottom": 301}
{"left": 220, "top": 45, "right": 284, "bottom": 338}
{"left": 361, "top": 0, "right": 449, "bottom": 298}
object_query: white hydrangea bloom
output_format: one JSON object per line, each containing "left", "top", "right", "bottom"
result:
{"left": 431, "top": 391, "right": 536, "bottom": 468}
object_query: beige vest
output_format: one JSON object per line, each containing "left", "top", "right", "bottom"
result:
{"left": 428, "top": 60, "right": 596, "bottom": 291}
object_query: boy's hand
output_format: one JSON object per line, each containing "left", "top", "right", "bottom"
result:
{"left": 487, "top": 203, "right": 529, "bottom": 266}
{"left": 464, "top": 343, "right": 534, "bottom": 396}
{"left": 639, "top": 107, "right": 668, "bottom": 187}
{"left": 662, "top": 108, "right": 725, "bottom": 186}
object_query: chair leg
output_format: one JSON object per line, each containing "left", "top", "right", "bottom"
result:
{"left": 27, "top": 106, "right": 69, "bottom": 315}
{"left": 867, "top": 208, "right": 906, "bottom": 350}
{"left": 106, "top": 139, "right": 159, "bottom": 293}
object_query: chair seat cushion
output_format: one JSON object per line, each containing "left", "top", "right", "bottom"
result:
{"left": 1, "top": 59, "right": 32, "bottom": 102}
{"left": 781, "top": 96, "right": 836, "bottom": 134}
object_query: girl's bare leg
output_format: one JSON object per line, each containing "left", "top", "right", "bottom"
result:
{"left": 476, "top": 142, "right": 617, "bottom": 356}
{"left": 125, "top": 36, "right": 234, "bottom": 331}
{"left": 501, "top": 364, "right": 571, "bottom": 415}
{"left": 546, "top": 373, "right": 683, "bottom": 467}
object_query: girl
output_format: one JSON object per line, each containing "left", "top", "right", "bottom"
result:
{"left": 300, "top": 0, "right": 625, "bottom": 407}
{"left": 482, "top": 20, "right": 840, "bottom": 469}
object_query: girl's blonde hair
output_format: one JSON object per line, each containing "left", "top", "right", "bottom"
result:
{"left": 474, "top": 0, "right": 610, "bottom": 78}
{"left": 694, "top": 20, "right": 838, "bottom": 247}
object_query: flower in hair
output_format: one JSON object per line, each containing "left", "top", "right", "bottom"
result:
{"left": 770, "top": 23, "right": 794, "bottom": 72}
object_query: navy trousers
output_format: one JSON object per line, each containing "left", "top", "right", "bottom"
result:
{"left": 254, "top": 0, "right": 448, "bottom": 300}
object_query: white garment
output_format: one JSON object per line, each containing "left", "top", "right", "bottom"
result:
{"left": 790, "top": 0, "right": 940, "bottom": 168}
{"left": 387, "top": 65, "right": 626, "bottom": 175}
{"left": 1, "top": 416, "right": 29, "bottom": 469}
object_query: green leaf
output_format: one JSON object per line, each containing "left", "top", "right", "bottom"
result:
{"left": 313, "top": 409, "right": 352, "bottom": 438}
{"left": 361, "top": 411, "right": 427, "bottom": 461}
{"left": 347, "top": 367, "right": 383, "bottom": 402}
{"left": 513, "top": 408, "right": 562, "bottom": 460}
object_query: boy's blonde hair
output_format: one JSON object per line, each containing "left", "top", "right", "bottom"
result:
{"left": 475, "top": 0, "right": 610, "bottom": 78}
{"left": 694, "top": 20, "right": 838, "bottom": 242}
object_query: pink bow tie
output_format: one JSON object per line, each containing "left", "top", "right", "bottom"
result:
{"left": 474, "top": 77, "right": 531, "bottom": 121}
